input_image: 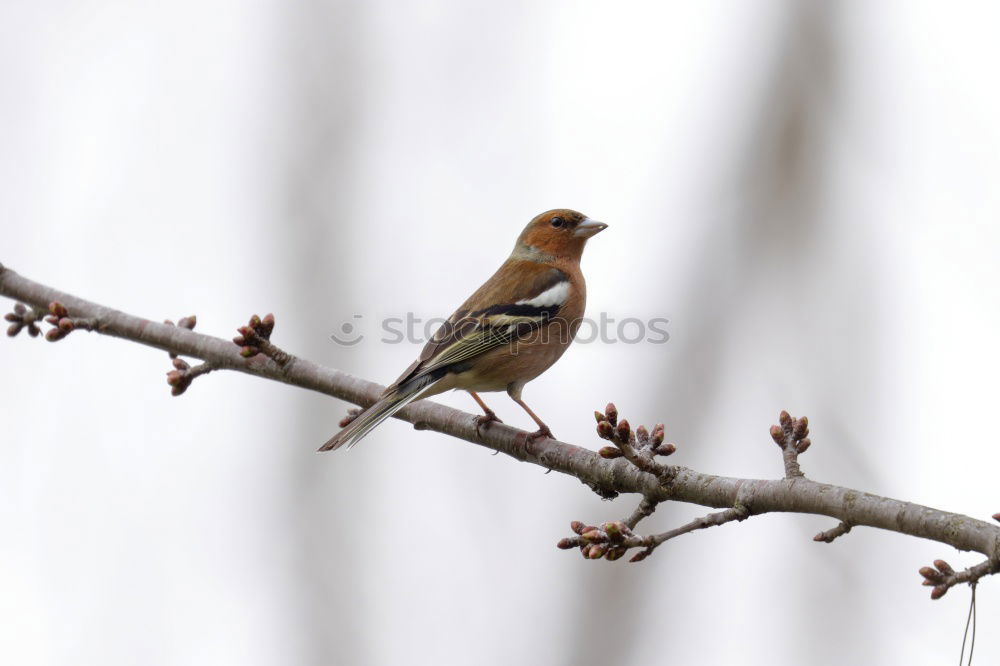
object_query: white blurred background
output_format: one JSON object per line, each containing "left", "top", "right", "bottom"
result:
{"left": 2, "top": 1, "right": 999, "bottom": 664}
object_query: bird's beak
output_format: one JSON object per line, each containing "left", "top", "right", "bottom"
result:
{"left": 574, "top": 218, "right": 608, "bottom": 239}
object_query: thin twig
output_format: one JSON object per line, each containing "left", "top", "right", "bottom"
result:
{"left": 628, "top": 505, "right": 751, "bottom": 561}
{"left": 814, "top": 520, "right": 852, "bottom": 543}
{"left": 624, "top": 497, "right": 659, "bottom": 530}
{"left": 920, "top": 557, "right": 1000, "bottom": 600}
{"left": 769, "top": 411, "right": 810, "bottom": 479}
{"left": 560, "top": 505, "right": 751, "bottom": 562}
{"left": 959, "top": 583, "right": 977, "bottom": 666}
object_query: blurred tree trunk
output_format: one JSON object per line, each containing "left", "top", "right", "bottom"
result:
{"left": 275, "top": 2, "right": 369, "bottom": 663}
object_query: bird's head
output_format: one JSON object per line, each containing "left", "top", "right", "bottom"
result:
{"left": 513, "top": 209, "right": 608, "bottom": 262}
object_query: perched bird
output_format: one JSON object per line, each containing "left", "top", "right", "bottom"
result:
{"left": 319, "top": 209, "right": 607, "bottom": 451}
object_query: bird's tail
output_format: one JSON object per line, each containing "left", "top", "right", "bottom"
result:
{"left": 318, "top": 377, "right": 437, "bottom": 452}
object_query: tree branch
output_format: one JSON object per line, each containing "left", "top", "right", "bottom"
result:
{"left": 3, "top": 262, "right": 999, "bottom": 598}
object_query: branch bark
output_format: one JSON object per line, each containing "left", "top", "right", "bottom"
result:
{"left": 3, "top": 262, "right": 999, "bottom": 596}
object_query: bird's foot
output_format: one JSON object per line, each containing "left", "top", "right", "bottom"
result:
{"left": 523, "top": 425, "right": 554, "bottom": 454}
{"left": 527, "top": 425, "right": 553, "bottom": 442}
{"left": 474, "top": 409, "right": 504, "bottom": 437}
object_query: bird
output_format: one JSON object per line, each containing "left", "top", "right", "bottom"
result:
{"left": 319, "top": 209, "right": 607, "bottom": 451}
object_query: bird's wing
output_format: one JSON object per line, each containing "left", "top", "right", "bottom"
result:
{"left": 387, "top": 264, "right": 570, "bottom": 392}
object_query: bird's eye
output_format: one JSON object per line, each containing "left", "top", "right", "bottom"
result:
{"left": 550, "top": 217, "right": 564, "bottom": 228}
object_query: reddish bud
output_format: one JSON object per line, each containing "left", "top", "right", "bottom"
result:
{"left": 931, "top": 585, "right": 948, "bottom": 600}
{"left": 654, "top": 443, "right": 676, "bottom": 457}
{"left": 629, "top": 550, "right": 649, "bottom": 563}
{"left": 240, "top": 346, "right": 258, "bottom": 358}
{"left": 233, "top": 335, "right": 246, "bottom": 346}
{"left": 172, "top": 358, "right": 190, "bottom": 371}
{"left": 4, "top": 313, "right": 19, "bottom": 323}
{"left": 598, "top": 446, "right": 623, "bottom": 459}
{"left": 171, "top": 384, "right": 187, "bottom": 397}
{"left": 597, "top": 421, "right": 614, "bottom": 440}
{"left": 615, "top": 419, "right": 631, "bottom": 441}
{"left": 58, "top": 317, "right": 74, "bottom": 332}
{"left": 6, "top": 323, "right": 21, "bottom": 336}
{"left": 919, "top": 567, "right": 943, "bottom": 583}
{"left": 166, "top": 370, "right": 183, "bottom": 386}
{"left": 570, "top": 521, "right": 587, "bottom": 535}
{"left": 651, "top": 424, "right": 665, "bottom": 446}
{"left": 48, "top": 302, "right": 68, "bottom": 318}
{"left": 770, "top": 425, "right": 784, "bottom": 445}
{"left": 580, "top": 530, "right": 605, "bottom": 544}
{"left": 779, "top": 410, "right": 792, "bottom": 429}
{"left": 594, "top": 410, "right": 606, "bottom": 423}
{"left": 13, "top": 303, "right": 26, "bottom": 315}
{"left": 603, "top": 522, "right": 628, "bottom": 542}
{"left": 605, "top": 403, "right": 618, "bottom": 426}
{"left": 27, "top": 324, "right": 39, "bottom": 337}
{"left": 588, "top": 544, "right": 607, "bottom": 559}
{"left": 248, "top": 314, "right": 261, "bottom": 328}
{"left": 933, "top": 560, "right": 955, "bottom": 576}
{"left": 993, "top": 513, "right": 1000, "bottom": 523}
{"left": 44, "top": 328, "right": 64, "bottom": 342}
{"left": 635, "top": 425, "right": 649, "bottom": 443}
{"left": 260, "top": 313, "right": 275, "bottom": 337}
{"left": 605, "top": 546, "right": 627, "bottom": 561}
{"left": 795, "top": 438, "right": 811, "bottom": 453}
{"left": 793, "top": 417, "right": 809, "bottom": 440}
{"left": 178, "top": 315, "right": 197, "bottom": 330}
{"left": 557, "top": 538, "right": 576, "bottom": 550}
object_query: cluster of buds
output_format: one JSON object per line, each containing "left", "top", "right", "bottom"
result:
{"left": 557, "top": 520, "right": 639, "bottom": 561}
{"left": 165, "top": 358, "right": 197, "bottom": 396}
{"left": 770, "top": 410, "right": 811, "bottom": 453}
{"left": 42, "top": 302, "right": 95, "bottom": 341}
{"left": 162, "top": 315, "right": 205, "bottom": 395}
{"left": 164, "top": 315, "right": 197, "bottom": 330}
{"left": 233, "top": 313, "right": 276, "bottom": 359}
{"left": 4, "top": 302, "right": 41, "bottom": 337}
{"left": 919, "top": 559, "right": 957, "bottom": 599}
{"left": 594, "top": 402, "right": 674, "bottom": 459}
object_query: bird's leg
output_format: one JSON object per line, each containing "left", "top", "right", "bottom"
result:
{"left": 469, "top": 391, "right": 503, "bottom": 436}
{"left": 508, "top": 394, "right": 554, "bottom": 444}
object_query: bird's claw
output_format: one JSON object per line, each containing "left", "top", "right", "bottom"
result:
{"left": 523, "top": 426, "right": 554, "bottom": 454}
{"left": 527, "top": 425, "right": 553, "bottom": 442}
{"left": 474, "top": 410, "right": 503, "bottom": 437}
